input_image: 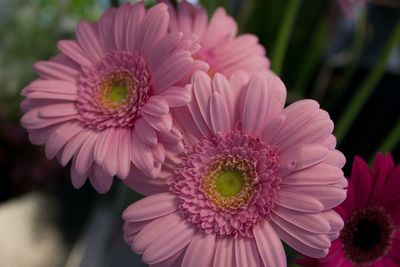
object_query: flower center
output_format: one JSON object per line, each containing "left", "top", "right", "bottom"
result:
{"left": 170, "top": 131, "right": 281, "bottom": 237}
{"left": 76, "top": 51, "right": 151, "bottom": 131}
{"left": 203, "top": 156, "right": 255, "bottom": 209}
{"left": 215, "top": 170, "right": 244, "bottom": 197}
{"left": 99, "top": 73, "right": 135, "bottom": 109}
{"left": 340, "top": 207, "right": 395, "bottom": 265}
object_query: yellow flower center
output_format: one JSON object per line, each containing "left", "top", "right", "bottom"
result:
{"left": 203, "top": 156, "right": 255, "bottom": 209}
{"left": 99, "top": 73, "right": 135, "bottom": 109}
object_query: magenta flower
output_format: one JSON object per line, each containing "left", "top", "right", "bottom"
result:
{"left": 123, "top": 71, "right": 347, "bottom": 266}
{"left": 298, "top": 153, "right": 400, "bottom": 267}
{"left": 20, "top": 2, "right": 206, "bottom": 193}
{"left": 162, "top": 0, "right": 270, "bottom": 77}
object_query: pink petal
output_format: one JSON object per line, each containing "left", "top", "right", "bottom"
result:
{"left": 122, "top": 192, "right": 177, "bottom": 222}
{"left": 143, "top": 220, "right": 195, "bottom": 265}
{"left": 70, "top": 163, "right": 88, "bottom": 189}
{"left": 213, "top": 237, "right": 235, "bottom": 267}
{"left": 152, "top": 143, "right": 165, "bottom": 164}
{"left": 34, "top": 61, "right": 79, "bottom": 81}
{"left": 61, "top": 129, "right": 92, "bottom": 166}
{"left": 117, "top": 129, "right": 131, "bottom": 179}
{"left": 276, "top": 189, "right": 324, "bottom": 213}
{"left": 262, "top": 115, "right": 286, "bottom": 143}
{"left": 272, "top": 206, "right": 330, "bottom": 234}
{"left": 21, "top": 109, "right": 75, "bottom": 130}
{"left": 94, "top": 128, "right": 114, "bottom": 165}
{"left": 114, "top": 3, "right": 134, "bottom": 50}
{"left": 279, "top": 144, "right": 329, "bottom": 176}
{"left": 98, "top": 8, "right": 117, "bottom": 52}
{"left": 158, "top": 85, "right": 191, "bottom": 107}
{"left": 142, "top": 112, "right": 172, "bottom": 134}
{"left": 76, "top": 21, "right": 104, "bottom": 62}
{"left": 283, "top": 163, "right": 344, "bottom": 186}
{"left": 149, "top": 32, "right": 183, "bottom": 69}
{"left": 241, "top": 73, "right": 271, "bottom": 135}
{"left": 58, "top": 40, "right": 92, "bottom": 66}
{"left": 125, "top": 2, "right": 145, "bottom": 52}
{"left": 103, "top": 129, "right": 119, "bottom": 177}
{"left": 270, "top": 100, "right": 320, "bottom": 145}
{"left": 45, "top": 122, "right": 84, "bottom": 159}
{"left": 124, "top": 168, "right": 169, "bottom": 196}
{"left": 271, "top": 220, "right": 330, "bottom": 258}
{"left": 142, "top": 96, "right": 169, "bottom": 116}
{"left": 203, "top": 8, "right": 237, "bottom": 47}
{"left": 134, "top": 118, "right": 158, "bottom": 146}
{"left": 132, "top": 213, "right": 182, "bottom": 254}
{"left": 234, "top": 238, "right": 261, "bottom": 267}
{"left": 27, "top": 80, "right": 77, "bottom": 95}
{"left": 138, "top": 3, "right": 169, "bottom": 58}
{"left": 325, "top": 150, "right": 346, "bottom": 168}
{"left": 181, "top": 233, "right": 216, "bottom": 267}
{"left": 39, "top": 103, "right": 78, "bottom": 118}
{"left": 210, "top": 92, "right": 230, "bottom": 134}
{"left": 289, "top": 185, "right": 346, "bottom": 209}
{"left": 74, "top": 132, "right": 97, "bottom": 175}
{"left": 89, "top": 165, "right": 113, "bottom": 193}
{"left": 131, "top": 131, "right": 156, "bottom": 176}
{"left": 253, "top": 220, "right": 286, "bottom": 267}
{"left": 152, "top": 51, "right": 194, "bottom": 93}
{"left": 212, "top": 74, "right": 234, "bottom": 125}
{"left": 25, "top": 91, "right": 77, "bottom": 101}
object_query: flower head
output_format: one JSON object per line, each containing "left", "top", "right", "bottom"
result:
{"left": 123, "top": 71, "right": 347, "bottom": 266}
{"left": 298, "top": 153, "right": 400, "bottom": 266}
{"left": 162, "top": 0, "right": 270, "bottom": 77}
{"left": 20, "top": 2, "right": 206, "bottom": 193}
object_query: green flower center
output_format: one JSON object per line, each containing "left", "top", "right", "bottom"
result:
{"left": 108, "top": 84, "right": 129, "bottom": 103}
{"left": 215, "top": 170, "right": 244, "bottom": 197}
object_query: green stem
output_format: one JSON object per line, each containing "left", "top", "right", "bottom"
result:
{"left": 326, "top": 9, "right": 367, "bottom": 109}
{"left": 378, "top": 119, "right": 400, "bottom": 153}
{"left": 293, "top": 20, "right": 328, "bottom": 96}
{"left": 270, "top": 0, "right": 301, "bottom": 76}
{"left": 334, "top": 19, "right": 400, "bottom": 145}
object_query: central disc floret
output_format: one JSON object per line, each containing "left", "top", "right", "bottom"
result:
{"left": 203, "top": 156, "right": 255, "bottom": 209}
{"left": 216, "top": 170, "right": 244, "bottom": 197}
{"left": 171, "top": 131, "right": 281, "bottom": 237}
{"left": 77, "top": 51, "right": 151, "bottom": 131}
{"left": 341, "top": 207, "right": 395, "bottom": 265}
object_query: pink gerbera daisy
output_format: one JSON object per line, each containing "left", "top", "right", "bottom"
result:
{"left": 161, "top": 0, "right": 270, "bottom": 77}
{"left": 20, "top": 2, "right": 206, "bottom": 193}
{"left": 122, "top": 71, "right": 347, "bottom": 266}
{"left": 298, "top": 153, "right": 400, "bottom": 267}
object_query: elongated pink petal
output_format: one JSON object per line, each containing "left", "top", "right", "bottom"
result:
{"left": 45, "top": 122, "right": 84, "bottom": 159}
{"left": 142, "top": 96, "right": 169, "bottom": 116}
{"left": 125, "top": 2, "right": 145, "bottom": 52}
{"left": 89, "top": 165, "right": 113, "bottom": 193}
{"left": 76, "top": 21, "right": 104, "bottom": 62}
{"left": 58, "top": 40, "right": 92, "bottom": 66}
{"left": 143, "top": 220, "right": 195, "bottom": 264}
{"left": 124, "top": 168, "right": 169, "bottom": 196}
{"left": 235, "top": 238, "right": 261, "bottom": 267}
{"left": 117, "top": 129, "right": 131, "bottom": 179}
{"left": 276, "top": 189, "right": 324, "bottom": 213}
{"left": 134, "top": 118, "right": 157, "bottom": 146}
{"left": 27, "top": 80, "right": 78, "bottom": 95}
{"left": 213, "top": 237, "right": 236, "bottom": 267}
{"left": 283, "top": 163, "right": 344, "bottom": 186}
{"left": 253, "top": 221, "right": 286, "bottom": 267}
{"left": 34, "top": 61, "right": 79, "bottom": 81}
{"left": 132, "top": 213, "right": 182, "bottom": 253}
{"left": 74, "top": 132, "right": 97, "bottom": 175}
{"left": 39, "top": 103, "right": 78, "bottom": 118}
{"left": 182, "top": 233, "right": 215, "bottom": 267}
{"left": 123, "top": 192, "right": 177, "bottom": 222}
{"left": 98, "top": 8, "right": 117, "bottom": 51}
{"left": 61, "top": 130, "right": 92, "bottom": 166}
{"left": 210, "top": 93, "right": 230, "bottom": 134}
{"left": 158, "top": 85, "right": 191, "bottom": 107}
{"left": 131, "top": 131, "right": 156, "bottom": 176}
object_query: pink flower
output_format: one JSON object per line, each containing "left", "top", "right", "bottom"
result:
{"left": 123, "top": 71, "right": 347, "bottom": 266}
{"left": 162, "top": 0, "right": 270, "bottom": 77}
{"left": 298, "top": 153, "right": 400, "bottom": 267}
{"left": 20, "top": 2, "right": 206, "bottom": 193}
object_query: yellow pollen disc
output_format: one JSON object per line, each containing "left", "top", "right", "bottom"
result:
{"left": 108, "top": 84, "right": 129, "bottom": 103}
{"left": 215, "top": 170, "right": 244, "bottom": 197}
{"left": 203, "top": 156, "right": 255, "bottom": 209}
{"left": 99, "top": 73, "right": 135, "bottom": 109}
